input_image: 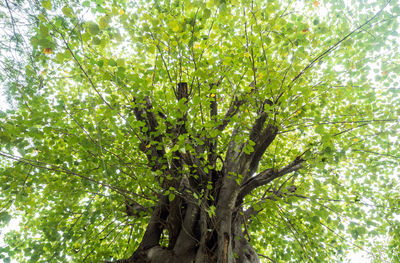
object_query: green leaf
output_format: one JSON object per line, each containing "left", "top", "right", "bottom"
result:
{"left": 168, "top": 193, "right": 175, "bottom": 202}
{"left": 88, "top": 22, "right": 100, "bottom": 35}
{"left": 82, "top": 0, "right": 90, "bottom": 7}
{"left": 351, "top": 229, "right": 359, "bottom": 240}
{"left": 41, "top": 0, "right": 52, "bottom": 10}
{"left": 203, "top": 8, "right": 211, "bottom": 19}
{"left": 37, "top": 13, "right": 46, "bottom": 22}
{"left": 0, "top": 212, "right": 12, "bottom": 225}
{"left": 92, "top": 37, "right": 101, "bottom": 45}
{"left": 62, "top": 6, "right": 73, "bottom": 17}
{"left": 169, "top": 21, "right": 180, "bottom": 32}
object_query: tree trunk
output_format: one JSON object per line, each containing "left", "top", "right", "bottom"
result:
{"left": 111, "top": 83, "right": 304, "bottom": 263}
{"left": 115, "top": 174, "right": 261, "bottom": 263}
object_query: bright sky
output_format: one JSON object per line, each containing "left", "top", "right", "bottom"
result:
{"left": 0, "top": 90, "right": 9, "bottom": 111}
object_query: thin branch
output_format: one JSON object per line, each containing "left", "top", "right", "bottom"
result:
{"left": 353, "top": 149, "right": 400, "bottom": 160}
{"left": 4, "top": 0, "right": 18, "bottom": 43}
{"left": 258, "top": 253, "right": 277, "bottom": 263}
{"left": 276, "top": 1, "right": 392, "bottom": 103}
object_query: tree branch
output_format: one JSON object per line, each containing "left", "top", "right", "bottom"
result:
{"left": 247, "top": 121, "right": 278, "bottom": 177}
{"left": 132, "top": 96, "right": 167, "bottom": 171}
{"left": 237, "top": 157, "right": 304, "bottom": 204}
{"left": 216, "top": 96, "right": 245, "bottom": 132}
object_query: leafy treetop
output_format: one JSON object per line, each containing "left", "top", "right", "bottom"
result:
{"left": 0, "top": 0, "right": 400, "bottom": 262}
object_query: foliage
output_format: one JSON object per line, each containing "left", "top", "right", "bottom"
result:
{"left": 0, "top": 0, "right": 400, "bottom": 262}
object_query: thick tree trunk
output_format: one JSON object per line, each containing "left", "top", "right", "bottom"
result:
{"left": 117, "top": 183, "right": 260, "bottom": 263}
{"left": 111, "top": 83, "right": 304, "bottom": 263}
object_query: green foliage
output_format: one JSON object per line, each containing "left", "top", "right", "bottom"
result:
{"left": 0, "top": 0, "right": 400, "bottom": 262}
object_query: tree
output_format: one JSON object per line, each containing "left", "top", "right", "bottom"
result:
{"left": 1, "top": 0, "right": 400, "bottom": 262}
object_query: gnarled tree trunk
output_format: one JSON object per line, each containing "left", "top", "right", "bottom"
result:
{"left": 111, "top": 83, "right": 303, "bottom": 263}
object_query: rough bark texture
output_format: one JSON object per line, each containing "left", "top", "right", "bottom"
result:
{"left": 110, "top": 83, "right": 303, "bottom": 263}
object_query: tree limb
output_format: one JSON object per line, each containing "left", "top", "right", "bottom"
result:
{"left": 237, "top": 157, "right": 304, "bottom": 204}
{"left": 132, "top": 96, "right": 167, "bottom": 171}
{"left": 216, "top": 96, "right": 245, "bottom": 132}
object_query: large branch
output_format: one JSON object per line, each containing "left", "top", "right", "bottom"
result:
{"left": 208, "top": 83, "right": 219, "bottom": 166}
{"left": 247, "top": 117, "right": 278, "bottom": 177}
{"left": 217, "top": 96, "right": 245, "bottom": 132}
{"left": 237, "top": 157, "right": 304, "bottom": 204}
{"left": 216, "top": 80, "right": 259, "bottom": 132}
{"left": 133, "top": 96, "right": 167, "bottom": 171}
{"left": 225, "top": 112, "right": 277, "bottom": 180}
{"left": 130, "top": 195, "right": 169, "bottom": 257}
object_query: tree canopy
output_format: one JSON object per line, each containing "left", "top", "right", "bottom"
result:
{"left": 0, "top": 0, "right": 400, "bottom": 262}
